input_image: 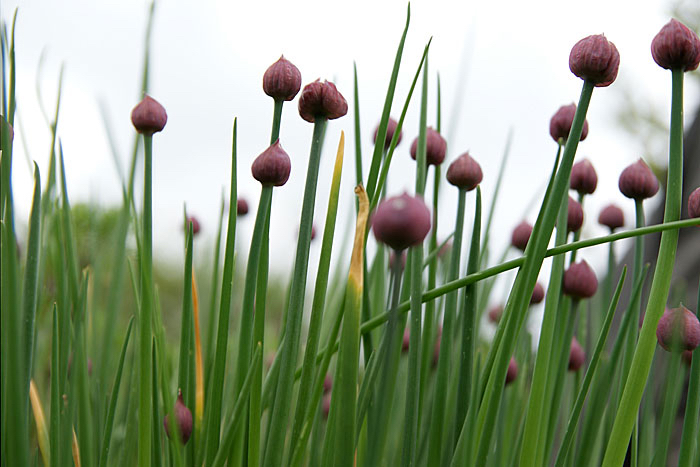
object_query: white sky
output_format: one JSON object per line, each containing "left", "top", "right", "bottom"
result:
{"left": 2, "top": 0, "right": 698, "bottom": 314}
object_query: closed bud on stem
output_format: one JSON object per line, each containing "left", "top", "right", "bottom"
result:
{"left": 251, "top": 140, "right": 291, "bottom": 186}
{"left": 570, "top": 159, "right": 598, "bottom": 195}
{"left": 298, "top": 79, "right": 348, "bottom": 122}
{"left": 410, "top": 127, "right": 447, "bottom": 166}
{"left": 563, "top": 260, "right": 598, "bottom": 299}
{"left": 164, "top": 390, "right": 193, "bottom": 444}
{"left": 598, "top": 204, "right": 625, "bottom": 231}
{"left": 446, "top": 151, "right": 483, "bottom": 191}
{"left": 372, "top": 193, "right": 431, "bottom": 251}
{"left": 373, "top": 117, "right": 402, "bottom": 150}
{"left": 488, "top": 305, "right": 504, "bottom": 324}
{"left": 511, "top": 221, "right": 533, "bottom": 251}
{"left": 185, "top": 216, "right": 201, "bottom": 236}
{"left": 651, "top": 19, "right": 700, "bottom": 71}
{"left": 569, "top": 338, "right": 586, "bottom": 371}
{"left": 688, "top": 187, "right": 700, "bottom": 219}
{"left": 656, "top": 305, "right": 700, "bottom": 352}
{"left": 237, "top": 198, "right": 249, "bottom": 216}
{"left": 505, "top": 358, "right": 518, "bottom": 385}
{"left": 550, "top": 104, "right": 589, "bottom": 143}
{"left": 569, "top": 34, "right": 620, "bottom": 87}
{"left": 131, "top": 95, "right": 167, "bottom": 135}
{"left": 619, "top": 159, "right": 659, "bottom": 200}
{"left": 263, "top": 55, "right": 302, "bottom": 101}
{"left": 567, "top": 196, "right": 584, "bottom": 232}
{"left": 530, "top": 282, "right": 545, "bottom": 305}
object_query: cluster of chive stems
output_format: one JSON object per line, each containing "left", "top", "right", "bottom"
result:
{"left": 3, "top": 6, "right": 700, "bottom": 467}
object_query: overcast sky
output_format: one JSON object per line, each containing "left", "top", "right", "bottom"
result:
{"left": 2, "top": 0, "right": 698, "bottom": 311}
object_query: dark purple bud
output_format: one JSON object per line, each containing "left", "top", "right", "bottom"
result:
{"left": 488, "top": 305, "right": 504, "bottom": 324}
{"left": 688, "top": 187, "right": 700, "bottom": 219}
{"left": 446, "top": 151, "right": 483, "bottom": 191}
{"left": 322, "top": 393, "right": 332, "bottom": 419}
{"left": 373, "top": 117, "right": 402, "bottom": 150}
{"left": 298, "top": 79, "right": 348, "bottom": 123}
{"left": 656, "top": 305, "right": 700, "bottom": 352}
{"left": 549, "top": 104, "right": 589, "bottom": 143}
{"left": 505, "top": 358, "right": 518, "bottom": 386}
{"left": 511, "top": 221, "right": 533, "bottom": 251}
{"left": 251, "top": 140, "right": 291, "bottom": 186}
{"left": 131, "top": 95, "right": 167, "bottom": 135}
{"left": 432, "top": 331, "right": 441, "bottom": 369}
{"left": 682, "top": 349, "right": 693, "bottom": 366}
{"left": 651, "top": 19, "right": 700, "bottom": 72}
{"left": 530, "top": 282, "right": 545, "bottom": 305}
{"left": 563, "top": 260, "right": 598, "bottom": 299}
{"left": 410, "top": 127, "right": 447, "bottom": 166}
{"left": 372, "top": 193, "right": 431, "bottom": 251}
{"left": 402, "top": 328, "right": 410, "bottom": 353}
{"left": 569, "top": 34, "right": 620, "bottom": 87}
{"left": 237, "top": 198, "right": 249, "bottom": 216}
{"left": 568, "top": 338, "right": 586, "bottom": 372}
{"left": 323, "top": 374, "right": 332, "bottom": 394}
{"left": 263, "top": 55, "right": 302, "bottom": 101}
{"left": 185, "top": 216, "right": 201, "bottom": 236}
{"left": 598, "top": 204, "right": 625, "bottom": 231}
{"left": 570, "top": 159, "right": 598, "bottom": 195}
{"left": 567, "top": 196, "right": 584, "bottom": 233}
{"left": 164, "top": 390, "right": 193, "bottom": 444}
{"left": 618, "top": 159, "right": 659, "bottom": 200}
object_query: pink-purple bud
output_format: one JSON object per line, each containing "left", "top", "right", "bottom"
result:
{"left": 569, "top": 34, "right": 620, "bottom": 87}
{"left": 186, "top": 216, "right": 201, "bottom": 236}
{"left": 567, "top": 196, "right": 584, "bottom": 232}
{"left": 164, "top": 390, "right": 193, "bottom": 444}
{"left": 563, "top": 260, "right": 598, "bottom": 299}
{"left": 251, "top": 140, "right": 291, "bottom": 187}
{"left": 373, "top": 117, "right": 402, "bottom": 150}
{"left": 618, "top": 159, "right": 659, "bottom": 200}
{"left": 446, "top": 151, "right": 483, "bottom": 191}
{"left": 505, "top": 358, "right": 518, "bottom": 386}
{"left": 263, "top": 55, "right": 302, "bottom": 101}
{"left": 598, "top": 204, "right": 625, "bottom": 231}
{"left": 298, "top": 79, "right": 348, "bottom": 123}
{"left": 511, "top": 221, "right": 533, "bottom": 251}
{"left": 402, "top": 328, "right": 410, "bottom": 353}
{"left": 372, "top": 193, "right": 431, "bottom": 251}
{"left": 410, "top": 127, "right": 447, "bottom": 166}
{"left": 651, "top": 19, "right": 700, "bottom": 72}
{"left": 323, "top": 374, "right": 333, "bottom": 394}
{"left": 569, "top": 338, "right": 586, "bottom": 371}
{"left": 549, "top": 104, "right": 589, "bottom": 143}
{"left": 688, "top": 187, "right": 700, "bottom": 219}
{"left": 530, "top": 282, "right": 545, "bottom": 305}
{"left": 131, "top": 95, "right": 167, "bottom": 135}
{"left": 656, "top": 305, "right": 700, "bottom": 352}
{"left": 488, "top": 305, "right": 503, "bottom": 324}
{"left": 237, "top": 198, "right": 249, "bottom": 216}
{"left": 570, "top": 159, "right": 598, "bottom": 195}
{"left": 322, "top": 393, "right": 331, "bottom": 419}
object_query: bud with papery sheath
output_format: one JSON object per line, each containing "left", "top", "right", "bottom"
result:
{"left": 410, "top": 127, "right": 447, "bottom": 166}
{"left": 567, "top": 196, "right": 584, "bottom": 232}
{"left": 237, "top": 198, "right": 249, "bottom": 216}
{"left": 530, "top": 282, "right": 545, "bottom": 305}
{"left": 164, "top": 390, "right": 193, "bottom": 444}
{"left": 656, "top": 305, "right": 700, "bottom": 352}
{"left": 373, "top": 117, "right": 402, "bottom": 149}
{"left": 511, "top": 221, "right": 533, "bottom": 251}
{"left": 372, "top": 193, "right": 431, "bottom": 251}
{"left": 688, "top": 187, "right": 700, "bottom": 219}
{"left": 263, "top": 55, "right": 302, "bottom": 101}
{"left": 618, "top": 159, "right": 659, "bottom": 200}
{"left": 131, "top": 95, "right": 167, "bottom": 134}
{"left": 550, "top": 104, "right": 589, "bottom": 143}
{"left": 569, "top": 338, "right": 585, "bottom": 371}
{"left": 505, "top": 358, "right": 518, "bottom": 385}
{"left": 570, "top": 159, "right": 597, "bottom": 195}
{"left": 598, "top": 204, "right": 625, "bottom": 231}
{"left": 563, "top": 260, "right": 598, "bottom": 299}
{"left": 651, "top": 19, "right": 700, "bottom": 71}
{"left": 569, "top": 34, "right": 620, "bottom": 87}
{"left": 298, "top": 79, "right": 348, "bottom": 123}
{"left": 251, "top": 140, "right": 291, "bottom": 187}
{"left": 446, "top": 151, "right": 483, "bottom": 191}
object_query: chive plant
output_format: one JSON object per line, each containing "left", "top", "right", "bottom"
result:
{"left": 4, "top": 8, "right": 700, "bottom": 467}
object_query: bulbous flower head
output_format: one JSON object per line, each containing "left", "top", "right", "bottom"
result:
{"left": 263, "top": 55, "right": 302, "bottom": 101}
{"left": 563, "top": 260, "right": 598, "bottom": 299}
{"left": 402, "top": 328, "right": 410, "bottom": 353}
{"left": 251, "top": 140, "right": 291, "bottom": 186}
{"left": 488, "top": 305, "right": 504, "bottom": 324}
{"left": 569, "top": 34, "right": 620, "bottom": 87}
{"left": 569, "top": 338, "right": 586, "bottom": 372}
{"left": 505, "top": 358, "right": 518, "bottom": 386}
{"left": 618, "top": 159, "right": 659, "bottom": 200}
{"left": 570, "top": 159, "right": 598, "bottom": 195}
{"left": 373, "top": 117, "right": 403, "bottom": 150}
{"left": 237, "top": 198, "right": 249, "bottom": 216}
{"left": 185, "top": 216, "right": 201, "bottom": 236}
{"left": 164, "top": 390, "right": 193, "bottom": 444}
{"left": 598, "top": 204, "right": 625, "bottom": 231}
{"left": 688, "top": 187, "right": 700, "bottom": 219}
{"left": 298, "top": 79, "right": 348, "bottom": 123}
{"left": 549, "top": 104, "right": 589, "bottom": 143}
{"left": 446, "top": 151, "right": 483, "bottom": 191}
{"left": 530, "top": 282, "right": 545, "bottom": 305}
{"left": 511, "top": 221, "right": 533, "bottom": 251}
{"left": 567, "top": 196, "right": 584, "bottom": 233}
{"left": 651, "top": 19, "right": 700, "bottom": 72}
{"left": 410, "top": 127, "right": 447, "bottom": 166}
{"left": 372, "top": 193, "right": 431, "bottom": 251}
{"left": 131, "top": 95, "right": 167, "bottom": 134}
{"left": 656, "top": 305, "right": 700, "bottom": 352}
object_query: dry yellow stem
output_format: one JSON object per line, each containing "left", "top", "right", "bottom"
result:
{"left": 192, "top": 272, "right": 205, "bottom": 427}
{"left": 72, "top": 427, "right": 81, "bottom": 467}
{"left": 29, "top": 379, "right": 50, "bottom": 467}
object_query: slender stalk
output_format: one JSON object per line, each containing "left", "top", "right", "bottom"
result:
{"left": 353, "top": 62, "right": 363, "bottom": 189}
{"left": 677, "top": 283, "right": 700, "bottom": 466}
{"left": 650, "top": 352, "right": 683, "bottom": 467}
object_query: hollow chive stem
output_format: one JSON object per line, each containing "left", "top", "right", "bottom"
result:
{"left": 677, "top": 282, "right": 700, "bottom": 466}
{"left": 602, "top": 68, "right": 685, "bottom": 467}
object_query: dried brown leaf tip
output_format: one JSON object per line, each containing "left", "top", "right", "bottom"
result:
{"left": 651, "top": 19, "right": 700, "bottom": 71}
{"left": 569, "top": 34, "right": 620, "bottom": 87}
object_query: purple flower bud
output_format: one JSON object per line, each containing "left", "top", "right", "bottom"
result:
{"left": 164, "top": 390, "right": 193, "bottom": 444}
{"left": 569, "top": 34, "right": 620, "bottom": 87}
{"left": 511, "top": 221, "right": 533, "bottom": 251}
{"left": 402, "top": 328, "right": 410, "bottom": 353}
{"left": 656, "top": 305, "right": 700, "bottom": 352}
{"left": 263, "top": 55, "right": 302, "bottom": 101}
{"left": 446, "top": 151, "right": 483, "bottom": 191}
{"left": 131, "top": 95, "right": 167, "bottom": 135}
{"left": 563, "top": 260, "right": 598, "bottom": 299}
{"left": 567, "top": 196, "right": 584, "bottom": 233}
{"left": 505, "top": 358, "right": 518, "bottom": 386}
{"left": 570, "top": 159, "right": 598, "bottom": 195}
{"left": 373, "top": 117, "right": 402, "bottom": 150}
{"left": 568, "top": 338, "right": 586, "bottom": 372}
{"left": 432, "top": 327, "right": 442, "bottom": 369}
{"left": 251, "top": 140, "right": 291, "bottom": 187}
{"left": 651, "top": 19, "right": 700, "bottom": 72}
{"left": 298, "top": 79, "right": 348, "bottom": 123}
{"left": 185, "top": 216, "right": 201, "bottom": 236}
{"left": 618, "top": 159, "right": 659, "bottom": 200}
{"left": 237, "top": 198, "right": 249, "bottom": 216}
{"left": 372, "top": 193, "right": 431, "bottom": 251}
{"left": 488, "top": 305, "right": 504, "bottom": 324}
{"left": 410, "top": 127, "right": 447, "bottom": 166}
{"left": 530, "top": 282, "right": 545, "bottom": 305}
{"left": 322, "top": 393, "right": 332, "bottom": 419}
{"left": 323, "top": 374, "right": 333, "bottom": 394}
{"left": 598, "top": 204, "right": 625, "bottom": 231}
{"left": 688, "top": 187, "right": 700, "bottom": 219}
{"left": 549, "top": 104, "right": 589, "bottom": 143}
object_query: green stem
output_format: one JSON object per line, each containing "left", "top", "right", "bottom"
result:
{"left": 271, "top": 99, "right": 283, "bottom": 144}
{"left": 650, "top": 352, "right": 683, "bottom": 467}
{"left": 677, "top": 282, "right": 700, "bottom": 466}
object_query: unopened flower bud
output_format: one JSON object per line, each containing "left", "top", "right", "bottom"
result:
{"left": 550, "top": 104, "right": 589, "bottom": 143}
{"left": 651, "top": 19, "right": 700, "bottom": 72}
{"left": 372, "top": 193, "right": 431, "bottom": 251}
{"left": 530, "top": 282, "right": 545, "bottom": 305}
{"left": 298, "top": 79, "right": 348, "bottom": 123}
{"left": 446, "top": 151, "right": 483, "bottom": 191}
{"left": 598, "top": 204, "right": 625, "bottom": 231}
{"left": 164, "top": 390, "right": 193, "bottom": 444}
{"left": 567, "top": 196, "right": 584, "bottom": 232}
{"left": 373, "top": 117, "right": 402, "bottom": 150}
{"left": 488, "top": 305, "right": 504, "bottom": 324}
{"left": 237, "top": 198, "right": 249, "bottom": 216}
{"left": 131, "top": 95, "right": 167, "bottom": 134}
{"left": 263, "top": 55, "right": 302, "bottom": 101}
{"left": 569, "top": 338, "right": 586, "bottom": 371}
{"left": 410, "top": 127, "right": 447, "bottom": 166}
{"left": 688, "top": 187, "right": 700, "bottom": 219}
{"left": 322, "top": 393, "right": 332, "bottom": 419}
{"left": 251, "top": 140, "right": 291, "bottom": 186}
{"left": 656, "top": 305, "right": 700, "bottom": 352}
{"left": 323, "top": 374, "right": 333, "bottom": 394}
{"left": 511, "top": 221, "right": 533, "bottom": 251}
{"left": 570, "top": 159, "right": 598, "bottom": 195}
{"left": 563, "top": 260, "right": 598, "bottom": 299}
{"left": 569, "top": 34, "right": 620, "bottom": 87}
{"left": 505, "top": 358, "right": 518, "bottom": 385}
{"left": 618, "top": 159, "right": 659, "bottom": 200}
{"left": 402, "top": 328, "right": 410, "bottom": 353}
{"left": 186, "top": 216, "right": 201, "bottom": 236}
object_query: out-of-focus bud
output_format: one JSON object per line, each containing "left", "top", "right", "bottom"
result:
{"left": 237, "top": 198, "right": 249, "bottom": 216}
{"left": 567, "top": 196, "right": 584, "bottom": 233}
{"left": 569, "top": 34, "right": 620, "bottom": 87}
{"left": 511, "top": 221, "right": 533, "bottom": 252}
{"left": 410, "top": 127, "right": 447, "bottom": 166}
{"left": 530, "top": 283, "right": 545, "bottom": 305}
{"left": 688, "top": 187, "right": 700, "bottom": 219}
{"left": 446, "top": 151, "right": 483, "bottom": 191}
{"left": 251, "top": 140, "right": 291, "bottom": 187}
{"left": 186, "top": 216, "right": 201, "bottom": 236}
{"left": 563, "top": 260, "right": 598, "bottom": 299}
{"left": 298, "top": 79, "right": 348, "bottom": 123}
{"left": 569, "top": 338, "right": 586, "bottom": 371}
{"left": 570, "top": 159, "right": 598, "bottom": 195}
{"left": 373, "top": 117, "right": 402, "bottom": 150}
{"left": 372, "top": 193, "right": 431, "bottom": 251}
{"left": 656, "top": 305, "right": 700, "bottom": 352}
{"left": 549, "top": 104, "right": 589, "bottom": 143}
{"left": 402, "top": 328, "right": 410, "bottom": 353}
{"left": 618, "top": 159, "right": 659, "bottom": 200}
{"left": 263, "top": 55, "right": 302, "bottom": 101}
{"left": 505, "top": 358, "right": 518, "bottom": 385}
{"left": 164, "top": 390, "right": 193, "bottom": 444}
{"left": 598, "top": 204, "right": 625, "bottom": 231}
{"left": 131, "top": 95, "right": 167, "bottom": 135}
{"left": 651, "top": 19, "right": 700, "bottom": 72}
{"left": 488, "top": 305, "right": 504, "bottom": 324}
